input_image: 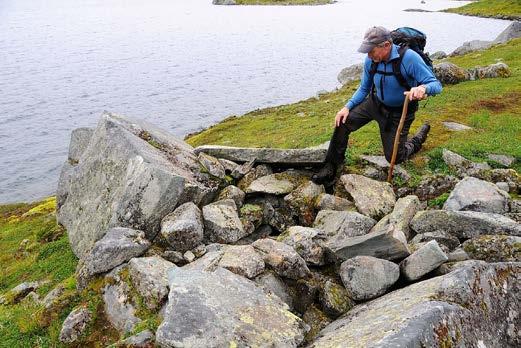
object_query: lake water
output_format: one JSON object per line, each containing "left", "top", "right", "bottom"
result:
{"left": 0, "top": 0, "right": 510, "bottom": 203}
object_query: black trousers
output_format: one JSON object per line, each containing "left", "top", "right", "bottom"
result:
{"left": 325, "top": 94, "right": 421, "bottom": 166}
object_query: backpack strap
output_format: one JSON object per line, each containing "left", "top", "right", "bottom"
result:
{"left": 393, "top": 46, "right": 411, "bottom": 90}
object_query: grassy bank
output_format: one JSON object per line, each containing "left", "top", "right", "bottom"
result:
{"left": 187, "top": 38, "right": 521, "bottom": 175}
{"left": 233, "top": 0, "right": 334, "bottom": 5}
{"left": 444, "top": 0, "right": 521, "bottom": 20}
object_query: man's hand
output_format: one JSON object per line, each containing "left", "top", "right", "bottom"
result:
{"left": 406, "top": 85, "right": 428, "bottom": 101}
{"left": 335, "top": 106, "right": 349, "bottom": 127}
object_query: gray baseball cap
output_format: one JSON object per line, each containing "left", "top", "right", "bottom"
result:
{"left": 357, "top": 26, "right": 392, "bottom": 53}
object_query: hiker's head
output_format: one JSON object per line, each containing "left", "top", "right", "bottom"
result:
{"left": 358, "top": 26, "right": 392, "bottom": 62}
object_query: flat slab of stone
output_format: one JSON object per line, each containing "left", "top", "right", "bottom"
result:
{"left": 313, "top": 210, "right": 376, "bottom": 238}
{"left": 156, "top": 267, "right": 306, "bottom": 347}
{"left": 371, "top": 195, "right": 420, "bottom": 241}
{"left": 309, "top": 262, "right": 520, "bottom": 347}
{"left": 488, "top": 154, "right": 515, "bottom": 167}
{"left": 410, "top": 210, "right": 521, "bottom": 239}
{"left": 442, "top": 122, "right": 473, "bottom": 131}
{"left": 218, "top": 245, "right": 265, "bottom": 279}
{"left": 194, "top": 145, "right": 327, "bottom": 166}
{"left": 245, "top": 171, "right": 308, "bottom": 195}
{"left": 340, "top": 174, "right": 396, "bottom": 220}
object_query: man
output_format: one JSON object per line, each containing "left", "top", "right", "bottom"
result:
{"left": 312, "top": 26, "right": 442, "bottom": 184}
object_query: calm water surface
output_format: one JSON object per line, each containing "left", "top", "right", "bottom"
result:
{"left": 0, "top": 0, "right": 510, "bottom": 203}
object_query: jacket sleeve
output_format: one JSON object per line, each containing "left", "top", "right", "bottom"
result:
{"left": 346, "top": 58, "right": 373, "bottom": 110}
{"left": 404, "top": 50, "right": 442, "bottom": 96}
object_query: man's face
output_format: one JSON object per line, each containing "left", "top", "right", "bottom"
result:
{"left": 368, "top": 41, "right": 392, "bottom": 62}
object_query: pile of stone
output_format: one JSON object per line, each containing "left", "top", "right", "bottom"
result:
{"left": 9, "top": 113, "right": 517, "bottom": 346}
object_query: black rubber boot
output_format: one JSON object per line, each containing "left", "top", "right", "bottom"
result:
{"left": 312, "top": 162, "right": 337, "bottom": 185}
{"left": 411, "top": 123, "right": 431, "bottom": 149}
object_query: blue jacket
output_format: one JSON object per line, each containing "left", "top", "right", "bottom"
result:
{"left": 346, "top": 44, "right": 442, "bottom": 110}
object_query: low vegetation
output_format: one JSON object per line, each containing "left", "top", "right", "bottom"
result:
{"left": 234, "top": 0, "right": 334, "bottom": 5}
{"left": 443, "top": 0, "right": 521, "bottom": 20}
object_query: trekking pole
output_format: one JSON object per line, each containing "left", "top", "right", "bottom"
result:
{"left": 387, "top": 92, "right": 410, "bottom": 183}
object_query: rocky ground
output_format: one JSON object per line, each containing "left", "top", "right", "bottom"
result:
{"left": 2, "top": 111, "right": 518, "bottom": 347}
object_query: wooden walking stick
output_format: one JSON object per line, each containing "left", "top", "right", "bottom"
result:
{"left": 387, "top": 92, "right": 410, "bottom": 183}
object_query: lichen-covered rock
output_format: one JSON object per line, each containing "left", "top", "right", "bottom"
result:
{"left": 462, "top": 235, "right": 521, "bottom": 262}
{"left": 340, "top": 174, "right": 396, "bottom": 220}
{"left": 313, "top": 210, "right": 376, "bottom": 238}
{"left": 339, "top": 256, "right": 399, "bottom": 301}
{"left": 237, "top": 164, "right": 272, "bottom": 191}
{"left": 488, "top": 154, "right": 516, "bottom": 167}
{"left": 337, "top": 63, "right": 363, "bottom": 85}
{"left": 430, "top": 51, "right": 447, "bottom": 59}
{"left": 441, "top": 149, "right": 491, "bottom": 178}
{"left": 433, "top": 62, "right": 469, "bottom": 84}
{"left": 252, "top": 238, "right": 311, "bottom": 280}
{"left": 443, "top": 177, "right": 510, "bottom": 214}
{"left": 59, "top": 307, "right": 92, "bottom": 343}
{"left": 0, "top": 281, "right": 44, "bottom": 305}
{"left": 284, "top": 181, "right": 325, "bottom": 226}
{"left": 156, "top": 267, "right": 307, "bottom": 347}
{"left": 218, "top": 185, "right": 245, "bottom": 208}
{"left": 57, "top": 113, "right": 218, "bottom": 259}
{"left": 103, "top": 265, "right": 141, "bottom": 333}
{"left": 410, "top": 210, "right": 521, "bottom": 239}
{"left": 246, "top": 171, "right": 308, "bottom": 195}
{"left": 314, "top": 193, "right": 354, "bottom": 211}
{"left": 303, "top": 305, "right": 332, "bottom": 343}
{"left": 371, "top": 195, "right": 420, "bottom": 241}
{"left": 218, "top": 245, "right": 265, "bottom": 279}
{"left": 160, "top": 202, "right": 203, "bottom": 252}
{"left": 318, "top": 280, "right": 354, "bottom": 318}
{"left": 400, "top": 240, "right": 448, "bottom": 281}
{"left": 42, "top": 284, "right": 66, "bottom": 309}
{"left": 198, "top": 152, "right": 225, "bottom": 179}
{"left": 68, "top": 127, "right": 95, "bottom": 163}
{"left": 359, "top": 155, "right": 410, "bottom": 181}
{"left": 239, "top": 204, "right": 264, "bottom": 235}
{"left": 309, "top": 262, "right": 521, "bottom": 347}
{"left": 468, "top": 62, "right": 511, "bottom": 80}
{"left": 128, "top": 256, "right": 175, "bottom": 310}
{"left": 414, "top": 174, "right": 459, "bottom": 201}
{"left": 442, "top": 121, "right": 473, "bottom": 131}
{"left": 447, "top": 248, "right": 470, "bottom": 262}
{"left": 76, "top": 227, "right": 150, "bottom": 288}
{"left": 278, "top": 226, "right": 327, "bottom": 266}
{"left": 202, "top": 199, "right": 246, "bottom": 243}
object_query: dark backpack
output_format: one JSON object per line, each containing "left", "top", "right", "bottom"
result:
{"left": 369, "top": 27, "right": 433, "bottom": 93}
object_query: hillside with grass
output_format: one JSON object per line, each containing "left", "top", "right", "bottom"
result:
{"left": 444, "top": 0, "right": 521, "bottom": 20}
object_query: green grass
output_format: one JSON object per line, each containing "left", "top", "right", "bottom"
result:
{"left": 186, "top": 38, "right": 521, "bottom": 175}
{"left": 234, "top": 0, "right": 334, "bottom": 5}
{"left": 444, "top": 0, "right": 521, "bottom": 19}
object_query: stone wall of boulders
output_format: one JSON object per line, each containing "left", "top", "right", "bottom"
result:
{"left": 2, "top": 113, "right": 517, "bottom": 346}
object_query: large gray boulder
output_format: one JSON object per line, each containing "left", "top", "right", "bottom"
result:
{"left": 371, "top": 195, "right": 420, "bottom": 241}
{"left": 493, "top": 21, "right": 521, "bottom": 44}
{"left": 68, "top": 128, "right": 94, "bottom": 163}
{"left": 202, "top": 199, "right": 246, "bottom": 243}
{"left": 313, "top": 210, "right": 376, "bottom": 238}
{"left": 337, "top": 63, "right": 364, "bottom": 85}
{"left": 252, "top": 238, "right": 311, "bottom": 280}
{"left": 194, "top": 145, "right": 327, "bottom": 166}
{"left": 156, "top": 267, "right": 307, "bottom": 347}
{"left": 160, "top": 202, "right": 204, "bottom": 252}
{"left": 468, "top": 62, "right": 511, "bottom": 80}
{"left": 400, "top": 240, "right": 448, "bottom": 281}
{"left": 462, "top": 235, "right": 521, "bottom": 262}
{"left": 411, "top": 210, "right": 521, "bottom": 239}
{"left": 339, "top": 256, "right": 399, "bottom": 301}
{"left": 309, "top": 262, "right": 521, "bottom": 347}
{"left": 128, "top": 256, "right": 175, "bottom": 310}
{"left": 57, "top": 113, "right": 218, "bottom": 259}
{"left": 340, "top": 174, "right": 396, "bottom": 220}
{"left": 76, "top": 227, "right": 150, "bottom": 288}
{"left": 443, "top": 177, "right": 510, "bottom": 214}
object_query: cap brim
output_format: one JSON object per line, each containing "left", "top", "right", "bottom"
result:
{"left": 357, "top": 42, "right": 375, "bottom": 54}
